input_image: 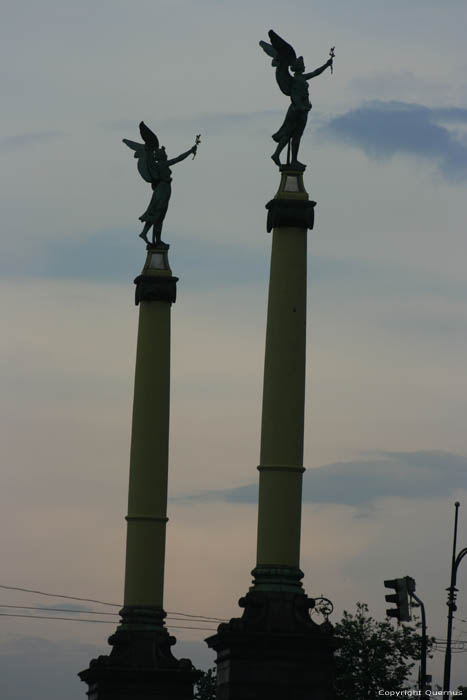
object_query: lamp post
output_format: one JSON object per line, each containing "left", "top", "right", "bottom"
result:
{"left": 443, "top": 502, "right": 467, "bottom": 693}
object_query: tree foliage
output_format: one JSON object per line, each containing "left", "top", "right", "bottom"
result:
{"left": 194, "top": 667, "right": 216, "bottom": 700}
{"left": 334, "top": 602, "right": 431, "bottom": 700}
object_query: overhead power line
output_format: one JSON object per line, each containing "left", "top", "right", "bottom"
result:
{"left": 0, "top": 605, "right": 222, "bottom": 625}
{"left": 0, "top": 584, "right": 227, "bottom": 622}
{"left": 0, "top": 613, "right": 116, "bottom": 624}
{"left": 0, "top": 584, "right": 119, "bottom": 607}
{"left": 0, "top": 605, "right": 118, "bottom": 616}
{"left": 0, "top": 612, "right": 217, "bottom": 631}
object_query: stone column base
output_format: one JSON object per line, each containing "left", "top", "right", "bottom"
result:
{"left": 79, "top": 607, "right": 200, "bottom": 700}
{"left": 206, "top": 568, "right": 338, "bottom": 700}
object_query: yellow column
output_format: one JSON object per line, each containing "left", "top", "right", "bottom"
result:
{"left": 122, "top": 248, "right": 177, "bottom": 612}
{"left": 255, "top": 169, "right": 314, "bottom": 573}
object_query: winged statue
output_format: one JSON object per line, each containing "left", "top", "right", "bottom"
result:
{"left": 259, "top": 30, "right": 334, "bottom": 168}
{"left": 123, "top": 122, "right": 200, "bottom": 247}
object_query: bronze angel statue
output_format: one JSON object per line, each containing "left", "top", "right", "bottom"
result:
{"left": 260, "top": 30, "right": 334, "bottom": 168}
{"left": 123, "top": 122, "right": 200, "bottom": 247}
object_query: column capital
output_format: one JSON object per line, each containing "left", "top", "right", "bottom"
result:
{"left": 265, "top": 198, "right": 316, "bottom": 232}
{"left": 134, "top": 274, "right": 178, "bottom": 305}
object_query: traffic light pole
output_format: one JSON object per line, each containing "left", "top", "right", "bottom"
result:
{"left": 443, "top": 502, "right": 467, "bottom": 693}
{"left": 385, "top": 577, "right": 430, "bottom": 695}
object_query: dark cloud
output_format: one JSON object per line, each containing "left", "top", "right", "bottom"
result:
{"left": 35, "top": 602, "right": 94, "bottom": 613}
{"left": 179, "top": 450, "right": 467, "bottom": 507}
{"left": 0, "top": 602, "right": 95, "bottom": 618}
{"left": 431, "top": 107, "right": 467, "bottom": 123}
{"left": 0, "top": 635, "right": 99, "bottom": 700}
{"left": 0, "top": 131, "right": 64, "bottom": 153}
{"left": 322, "top": 101, "right": 467, "bottom": 180}
{"left": 3, "top": 228, "right": 467, "bottom": 311}
{"left": 0, "top": 227, "right": 268, "bottom": 288}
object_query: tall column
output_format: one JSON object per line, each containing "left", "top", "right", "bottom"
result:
{"left": 123, "top": 247, "right": 174, "bottom": 611}
{"left": 207, "top": 167, "right": 337, "bottom": 700}
{"left": 256, "top": 177, "right": 308, "bottom": 575}
{"left": 79, "top": 246, "right": 199, "bottom": 700}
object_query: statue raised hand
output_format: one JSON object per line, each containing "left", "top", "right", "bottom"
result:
{"left": 123, "top": 122, "right": 199, "bottom": 247}
{"left": 260, "top": 30, "right": 333, "bottom": 169}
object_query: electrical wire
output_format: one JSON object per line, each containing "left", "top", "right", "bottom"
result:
{"left": 0, "top": 613, "right": 115, "bottom": 624}
{"left": 0, "top": 584, "right": 227, "bottom": 622}
{"left": 0, "top": 604, "right": 223, "bottom": 625}
{"left": 0, "top": 612, "right": 217, "bottom": 631}
{"left": 0, "top": 584, "right": 119, "bottom": 607}
{"left": 0, "top": 605, "right": 118, "bottom": 616}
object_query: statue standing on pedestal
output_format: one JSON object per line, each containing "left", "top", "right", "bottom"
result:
{"left": 260, "top": 30, "right": 334, "bottom": 168}
{"left": 123, "top": 122, "right": 200, "bottom": 247}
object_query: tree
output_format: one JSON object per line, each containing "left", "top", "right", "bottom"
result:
{"left": 334, "top": 602, "right": 432, "bottom": 700}
{"left": 194, "top": 667, "right": 216, "bottom": 700}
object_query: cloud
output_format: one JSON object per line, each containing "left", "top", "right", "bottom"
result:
{"left": 179, "top": 450, "right": 467, "bottom": 507}
{"left": 0, "top": 131, "right": 64, "bottom": 153}
{"left": 0, "top": 226, "right": 268, "bottom": 288}
{"left": 0, "top": 602, "right": 95, "bottom": 617}
{"left": 0, "top": 634, "right": 100, "bottom": 700}
{"left": 432, "top": 107, "right": 467, "bottom": 123}
{"left": 35, "top": 602, "right": 94, "bottom": 614}
{"left": 347, "top": 72, "right": 465, "bottom": 105}
{"left": 322, "top": 101, "right": 467, "bottom": 180}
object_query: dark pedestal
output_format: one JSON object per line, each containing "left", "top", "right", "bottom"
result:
{"left": 79, "top": 607, "right": 200, "bottom": 700}
{"left": 206, "top": 568, "right": 338, "bottom": 700}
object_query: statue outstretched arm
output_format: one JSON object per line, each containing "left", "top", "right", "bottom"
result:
{"left": 303, "top": 59, "right": 333, "bottom": 80}
{"left": 166, "top": 145, "right": 197, "bottom": 167}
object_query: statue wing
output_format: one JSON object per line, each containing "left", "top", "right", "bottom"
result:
{"left": 122, "top": 138, "right": 153, "bottom": 183}
{"left": 268, "top": 30, "right": 297, "bottom": 65}
{"left": 267, "top": 30, "right": 297, "bottom": 97}
{"left": 122, "top": 138, "right": 144, "bottom": 153}
{"left": 259, "top": 40, "right": 278, "bottom": 66}
{"left": 139, "top": 121, "right": 159, "bottom": 149}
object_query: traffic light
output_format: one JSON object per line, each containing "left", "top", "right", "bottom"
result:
{"left": 406, "top": 576, "right": 416, "bottom": 595}
{"left": 425, "top": 675, "right": 432, "bottom": 693}
{"left": 384, "top": 577, "right": 411, "bottom": 622}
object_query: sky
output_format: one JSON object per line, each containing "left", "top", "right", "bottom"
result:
{"left": 1, "top": 0, "right": 467, "bottom": 697}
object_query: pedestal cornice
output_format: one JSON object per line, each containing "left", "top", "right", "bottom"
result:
{"left": 266, "top": 166, "right": 316, "bottom": 232}
{"left": 206, "top": 568, "right": 338, "bottom": 700}
{"left": 134, "top": 274, "right": 178, "bottom": 305}
{"left": 134, "top": 243, "right": 179, "bottom": 305}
